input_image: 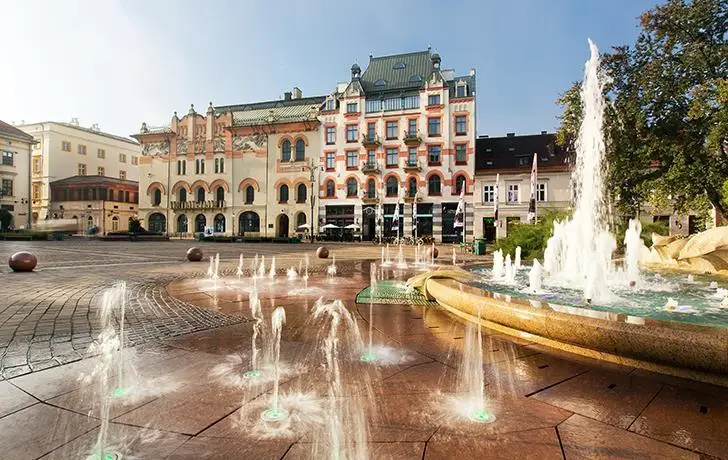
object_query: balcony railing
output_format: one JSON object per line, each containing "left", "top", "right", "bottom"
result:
{"left": 361, "top": 191, "right": 379, "bottom": 204}
{"left": 361, "top": 160, "right": 380, "bottom": 175}
{"left": 171, "top": 200, "right": 226, "bottom": 210}
{"left": 403, "top": 130, "right": 422, "bottom": 145}
{"left": 403, "top": 159, "right": 421, "bottom": 172}
{"left": 361, "top": 134, "right": 381, "bottom": 148}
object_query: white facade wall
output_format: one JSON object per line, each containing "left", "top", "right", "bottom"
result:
{"left": 0, "top": 134, "right": 33, "bottom": 229}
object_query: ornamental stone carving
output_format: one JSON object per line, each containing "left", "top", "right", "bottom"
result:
{"left": 177, "top": 137, "right": 188, "bottom": 155}
{"left": 141, "top": 141, "right": 169, "bottom": 156}
{"left": 213, "top": 136, "right": 225, "bottom": 152}
{"left": 232, "top": 134, "right": 266, "bottom": 152}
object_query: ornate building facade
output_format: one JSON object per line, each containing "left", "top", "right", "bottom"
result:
{"left": 134, "top": 49, "right": 476, "bottom": 242}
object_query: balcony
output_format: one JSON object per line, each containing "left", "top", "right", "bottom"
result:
{"left": 361, "top": 134, "right": 381, "bottom": 148}
{"left": 403, "top": 159, "right": 422, "bottom": 172}
{"left": 361, "top": 160, "right": 380, "bottom": 175}
{"left": 403, "top": 194, "right": 420, "bottom": 203}
{"left": 171, "top": 200, "right": 226, "bottom": 210}
{"left": 403, "top": 131, "right": 422, "bottom": 145}
{"left": 361, "top": 191, "right": 379, "bottom": 204}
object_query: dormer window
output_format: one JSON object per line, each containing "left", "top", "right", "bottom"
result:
{"left": 326, "top": 99, "right": 335, "bottom": 111}
{"left": 393, "top": 62, "right": 406, "bottom": 70}
{"left": 456, "top": 81, "right": 467, "bottom": 97}
{"left": 409, "top": 74, "right": 422, "bottom": 82}
{"left": 375, "top": 79, "right": 386, "bottom": 86}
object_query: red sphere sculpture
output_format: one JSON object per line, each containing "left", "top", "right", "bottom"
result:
{"left": 186, "top": 247, "right": 203, "bottom": 262}
{"left": 316, "top": 246, "right": 329, "bottom": 259}
{"left": 9, "top": 252, "right": 37, "bottom": 272}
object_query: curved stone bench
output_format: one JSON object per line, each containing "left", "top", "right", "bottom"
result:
{"left": 425, "top": 278, "right": 728, "bottom": 387}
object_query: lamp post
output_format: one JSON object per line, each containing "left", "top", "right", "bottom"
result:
{"left": 308, "top": 158, "right": 320, "bottom": 243}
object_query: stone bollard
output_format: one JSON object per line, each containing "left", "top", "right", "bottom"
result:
{"left": 316, "top": 246, "right": 329, "bottom": 259}
{"left": 9, "top": 252, "right": 37, "bottom": 272}
{"left": 186, "top": 247, "right": 203, "bottom": 262}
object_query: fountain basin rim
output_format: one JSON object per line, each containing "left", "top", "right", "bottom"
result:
{"left": 425, "top": 278, "right": 728, "bottom": 387}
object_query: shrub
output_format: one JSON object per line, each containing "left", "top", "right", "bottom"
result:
{"left": 639, "top": 221, "right": 668, "bottom": 247}
{"left": 493, "top": 210, "right": 570, "bottom": 261}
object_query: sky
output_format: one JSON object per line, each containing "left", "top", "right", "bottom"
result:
{"left": 1, "top": 0, "right": 659, "bottom": 139}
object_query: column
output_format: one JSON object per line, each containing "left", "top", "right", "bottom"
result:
{"left": 433, "top": 203, "right": 442, "bottom": 243}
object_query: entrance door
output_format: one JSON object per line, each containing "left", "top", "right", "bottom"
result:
{"left": 362, "top": 206, "right": 376, "bottom": 241}
{"left": 278, "top": 214, "right": 289, "bottom": 238}
{"left": 483, "top": 217, "right": 496, "bottom": 243}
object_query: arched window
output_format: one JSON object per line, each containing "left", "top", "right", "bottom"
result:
{"left": 296, "top": 212, "right": 306, "bottom": 227}
{"left": 195, "top": 214, "right": 206, "bottom": 232}
{"left": 386, "top": 176, "right": 398, "bottom": 197}
{"left": 148, "top": 213, "right": 166, "bottom": 233}
{"left": 428, "top": 175, "right": 441, "bottom": 195}
{"left": 214, "top": 213, "right": 225, "bottom": 233}
{"left": 245, "top": 186, "right": 254, "bottom": 204}
{"left": 295, "top": 139, "right": 305, "bottom": 161}
{"left": 178, "top": 188, "right": 187, "bottom": 202}
{"left": 111, "top": 216, "right": 119, "bottom": 232}
{"left": 281, "top": 140, "right": 291, "bottom": 162}
{"left": 346, "top": 178, "right": 358, "bottom": 197}
{"left": 239, "top": 211, "right": 260, "bottom": 233}
{"left": 279, "top": 184, "right": 289, "bottom": 203}
{"left": 153, "top": 189, "right": 162, "bottom": 206}
{"left": 367, "top": 179, "right": 376, "bottom": 198}
{"left": 297, "top": 184, "right": 307, "bottom": 203}
{"left": 216, "top": 187, "right": 224, "bottom": 203}
{"left": 408, "top": 177, "right": 417, "bottom": 197}
{"left": 455, "top": 175, "right": 466, "bottom": 194}
{"left": 177, "top": 214, "right": 188, "bottom": 233}
{"left": 196, "top": 187, "right": 205, "bottom": 202}
{"left": 326, "top": 180, "right": 335, "bottom": 197}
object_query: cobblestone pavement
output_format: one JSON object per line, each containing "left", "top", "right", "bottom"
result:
{"left": 0, "top": 240, "right": 484, "bottom": 380}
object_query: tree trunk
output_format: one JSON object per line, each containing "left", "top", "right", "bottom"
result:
{"left": 705, "top": 186, "right": 727, "bottom": 224}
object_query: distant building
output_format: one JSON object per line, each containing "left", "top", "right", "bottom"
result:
{"left": 319, "top": 50, "right": 476, "bottom": 242}
{"left": 473, "top": 132, "right": 572, "bottom": 240}
{"left": 48, "top": 175, "right": 139, "bottom": 234}
{"left": 16, "top": 120, "right": 140, "bottom": 223}
{"left": 0, "top": 120, "right": 34, "bottom": 230}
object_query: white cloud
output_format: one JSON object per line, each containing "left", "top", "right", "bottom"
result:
{"left": 0, "top": 0, "right": 188, "bottom": 137}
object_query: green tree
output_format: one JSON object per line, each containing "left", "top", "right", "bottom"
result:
{"left": 555, "top": 0, "right": 728, "bottom": 219}
{"left": 555, "top": 82, "right": 582, "bottom": 149}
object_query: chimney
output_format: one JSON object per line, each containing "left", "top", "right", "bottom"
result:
{"left": 284, "top": 92, "right": 292, "bottom": 101}
{"left": 469, "top": 68, "right": 476, "bottom": 77}
{"left": 292, "top": 87, "right": 302, "bottom": 99}
{"left": 541, "top": 130, "right": 547, "bottom": 135}
{"left": 70, "top": 118, "right": 80, "bottom": 126}
{"left": 91, "top": 123, "right": 99, "bottom": 132}
{"left": 506, "top": 132, "right": 515, "bottom": 137}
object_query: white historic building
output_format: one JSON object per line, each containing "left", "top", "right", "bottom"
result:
{"left": 16, "top": 120, "right": 140, "bottom": 222}
{"left": 0, "top": 120, "right": 34, "bottom": 230}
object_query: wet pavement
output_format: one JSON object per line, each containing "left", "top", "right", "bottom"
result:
{"left": 0, "top": 240, "right": 726, "bottom": 459}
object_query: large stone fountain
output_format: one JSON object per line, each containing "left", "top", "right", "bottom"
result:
{"left": 642, "top": 227, "right": 728, "bottom": 274}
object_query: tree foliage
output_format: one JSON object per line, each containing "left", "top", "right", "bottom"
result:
{"left": 556, "top": 0, "right": 728, "bottom": 219}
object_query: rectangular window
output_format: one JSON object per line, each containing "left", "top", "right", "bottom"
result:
{"left": 219, "top": 157, "right": 224, "bottom": 173}
{"left": 346, "top": 125, "right": 358, "bottom": 142}
{"left": 346, "top": 151, "right": 357, "bottom": 169}
{"left": 1, "top": 179, "right": 13, "bottom": 196}
{"left": 326, "top": 152, "right": 335, "bottom": 170}
{"left": 455, "top": 144, "right": 467, "bottom": 163}
{"left": 346, "top": 102, "right": 358, "bottom": 113}
{"left": 365, "top": 99, "right": 381, "bottom": 113}
{"left": 366, "top": 122, "right": 375, "bottom": 141}
{"left": 428, "top": 118, "right": 441, "bottom": 136}
{"left": 119, "top": 170, "right": 127, "bottom": 180}
{"left": 326, "top": 99, "right": 335, "bottom": 111}
{"left": 97, "top": 166, "right": 105, "bottom": 176}
{"left": 427, "top": 94, "right": 441, "bottom": 106}
{"left": 407, "top": 147, "right": 417, "bottom": 166}
{"left": 537, "top": 182, "right": 547, "bottom": 202}
{"left": 78, "top": 144, "right": 87, "bottom": 155}
{"left": 385, "top": 121, "right": 398, "bottom": 139}
{"left": 403, "top": 95, "right": 419, "bottom": 110}
{"left": 407, "top": 119, "right": 417, "bottom": 136}
{"left": 119, "top": 153, "right": 127, "bottom": 163}
{"left": 456, "top": 85, "right": 466, "bottom": 97}
{"left": 386, "top": 148, "right": 398, "bottom": 167}
{"left": 367, "top": 150, "right": 375, "bottom": 167}
{"left": 131, "top": 156, "right": 138, "bottom": 165}
{"left": 32, "top": 157, "right": 41, "bottom": 175}
{"left": 214, "top": 158, "right": 219, "bottom": 173}
{"left": 428, "top": 146, "right": 441, "bottom": 164}
{"left": 1, "top": 151, "right": 13, "bottom": 166}
{"left": 507, "top": 184, "right": 520, "bottom": 203}
{"left": 326, "top": 127, "right": 335, "bottom": 145}
{"left": 518, "top": 156, "right": 529, "bottom": 166}
{"left": 97, "top": 148, "right": 106, "bottom": 158}
{"left": 383, "top": 97, "right": 402, "bottom": 111}
{"left": 32, "top": 183, "right": 41, "bottom": 200}
{"left": 61, "top": 141, "right": 71, "bottom": 152}
{"left": 483, "top": 185, "right": 495, "bottom": 204}
{"left": 195, "top": 158, "right": 205, "bottom": 174}
{"left": 455, "top": 116, "right": 467, "bottom": 135}
{"left": 78, "top": 164, "right": 87, "bottom": 176}
{"left": 177, "top": 160, "right": 186, "bottom": 175}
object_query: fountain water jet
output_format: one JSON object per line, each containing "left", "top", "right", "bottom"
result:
{"left": 261, "top": 306, "right": 287, "bottom": 421}
{"left": 258, "top": 256, "right": 266, "bottom": 279}
{"left": 244, "top": 289, "right": 264, "bottom": 379}
{"left": 492, "top": 249, "right": 504, "bottom": 279}
{"left": 269, "top": 256, "right": 277, "bottom": 279}
{"left": 236, "top": 254, "right": 244, "bottom": 280}
{"left": 542, "top": 39, "right": 617, "bottom": 303}
{"left": 514, "top": 246, "right": 522, "bottom": 270}
{"left": 287, "top": 267, "right": 298, "bottom": 280}
{"left": 529, "top": 260, "right": 543, "bottom": 293}
{"left": 360, "top": 262, "right": 377, "bottom": 362}
{"left": 396, "top": 244, "right": 408, "bottom": 269}
{"left": 327, "top": 255, "right": 337, "bottom": 280}
{"left": 458, "top": 307, "right": 495, "bottom": 423}
{"left": 624, "top": 219, "right": 643, "bottom": 287}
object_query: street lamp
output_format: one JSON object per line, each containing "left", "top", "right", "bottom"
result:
{"left": 308, "top": 158, "right": 321, "bottom": 243}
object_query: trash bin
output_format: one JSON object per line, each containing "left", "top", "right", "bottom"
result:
{"left": 473, "top": 238, "right": 486, "bottom": 255}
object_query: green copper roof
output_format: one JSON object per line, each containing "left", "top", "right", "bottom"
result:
{"left": 360, "top": 51, "right": 434, "bottom": 94}
{"left": 232, "top": 100, "right": 322, "bottom": 126}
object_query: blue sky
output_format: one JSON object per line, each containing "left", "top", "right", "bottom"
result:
{"left": 2, "top": 0, "right": 658, "bottom": 138}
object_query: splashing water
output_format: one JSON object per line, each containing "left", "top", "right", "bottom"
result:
{"left": 327, "top": 255, "right": 337, "bottom": 279}
{"left": 244, "top": 289, "right": 263, "bottom": 379}
{"left": 458, "top": 307, "right": 495, "bottom": 423}
{"left": 360, "top": 263, "right": 377, "bottom": 363}
{"left": 396, "top": 244, "right": 408, "bottom": 269}
{"left": 269, "top": 257, "right": 277, "bottom": 279}
{"left": 514, "top": 246, "right": 522, "bottom": 270}
{"left": 542, "top": 39, "right": 618, "bottom": 303}
{"left": 258, "top": 256, "right": 266, "bottom": 279}
{"left": 236, "top": 254, "right": 244, "bottom": 280}
{"left": 503, "top": 254, "right": 515, "bottom": 284}
{"left": 310, "top": 299, "right": 370, "bottom": 460}
{"left": 529, "top": 260, "right": 543, "bottom": 293}
{"left": 492, "top": 249, "right": 504, "bottom": 279}
{"left": 262, "top": 306, "right": 287, "bottom": 421}
{"left": 287, "top": 267, "right": 298, "bottom": 281}
{"left": 624, "top": 219, "right": 643, "bottom": 287}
